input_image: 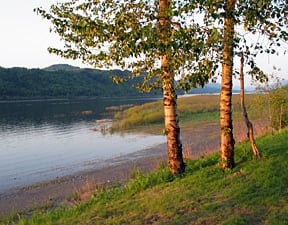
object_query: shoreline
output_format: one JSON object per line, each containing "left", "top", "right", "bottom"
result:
{"left": 0, "top": 122, "right": 220, "bottom": 216}
{"left": 0, "top": 120, "right": 268, "bottom": 217}
{"left": 0, "top": 142, "right": 167, "bottom": 216}
{"left": 0, "top": 95, "right": 162, "bottom": 103}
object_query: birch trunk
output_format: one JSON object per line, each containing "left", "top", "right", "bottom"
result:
{"left": 220, "top": 0, "right": 236, "bottom": 169}
{"left": 240, "top": 54, "right": 260, "bottom": 159}
{"left": 159, "top": 0, "right": 185, "bottom": 174}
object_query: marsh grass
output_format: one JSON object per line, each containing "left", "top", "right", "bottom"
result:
{"left": 111, "top": 94, "right": 265, "bottom": 131}
{"left": 3, "top": 129, "right": 287, "bottom": 225}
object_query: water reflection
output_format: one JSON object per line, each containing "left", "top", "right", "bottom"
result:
{"left": 0, "top": 98, "right": 164, "bottom": 192}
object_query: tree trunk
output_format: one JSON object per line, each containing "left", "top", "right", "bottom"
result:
{"left": 159, "top": 0, "right": 185, "bottom": 174}
{"left": 239, "top": 54, "right": 260, "bottom": 159}
{"left": 220, "top": 0, "right": 236, "bottom": 169}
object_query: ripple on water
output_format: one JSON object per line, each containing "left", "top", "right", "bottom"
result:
{"left": 0, "top": 120, "right": 165, "bottom": 193}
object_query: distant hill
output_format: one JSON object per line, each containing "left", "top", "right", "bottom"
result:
{"left": 281, "top": 79, "right": 288, "bottom": 86}
{"left": 44, "top": 64, "right": 81, "bottom": 71}
{"left": 0, "top": 64, "right": 256, "bottom": 99}
{"left": 187, "top": 83, "right": 221, "bottom": 94}
{"left": 186, "top": 82, "right": 250, "bottom": 94}
{"left": 0, "top": 65, "right": 155, "bottom": 99}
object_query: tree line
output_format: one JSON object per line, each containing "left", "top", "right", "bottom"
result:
{"left": 0, "top": 65, "right": 223, "bottom": 99}
{"left": 36, "top": 0, "right": 287, "bottom": 174}
{"left": 0, "top": 66, "right": 155, "bottom": 98}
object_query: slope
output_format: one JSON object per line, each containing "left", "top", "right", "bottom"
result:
{"left": 2, "top": 129, "right": 287, "bottom": 225}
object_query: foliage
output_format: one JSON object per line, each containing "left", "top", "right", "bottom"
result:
{"left": 268, "top": 87, "right": 288, "bottom": 130}
{"left": 35, "top": 1, "right": 288, "bottom": 89}
{"left": 178, "top": 0, "right": 288, "bottom": 89}
{"left": 2, "top": 129, "right": 288, "bottom": 224}
{"left": 256, "top": 80, "right": 288, "bottom": 130}
{"left": 35, "top": 0, "right": 218, "bottom": 93}
{"left": 0, "top": 66, "right": 156, "bottom": 98}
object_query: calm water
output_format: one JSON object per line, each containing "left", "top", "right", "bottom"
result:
{"left": 0, "top": 98, "right": 165, "bottom": 193}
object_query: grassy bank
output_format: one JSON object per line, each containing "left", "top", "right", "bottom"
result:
{"left": 111, "top": 94, "right": 264, "bottom": 131}
{"left": 2, "top": 129, "right": 287, "bottom": 224}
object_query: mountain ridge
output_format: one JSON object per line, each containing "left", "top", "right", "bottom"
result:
{"left": 0, "top": 65, "right": 146, "bottom": 99}
{"left": 2, "top": 64, "right": 284, "bottom": 99}
{"left": 44, "top": 64, "right": 82, "bottom": 71}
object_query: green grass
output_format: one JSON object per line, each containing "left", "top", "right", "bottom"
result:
{"left": 2, "top": 129, "right": 288, "bottom": 225}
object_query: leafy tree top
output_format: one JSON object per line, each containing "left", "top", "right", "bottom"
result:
{"left": 176, "top": 0, "right": 288, "bottom": 88}
{"left": 36, "top": 0, "right": 218, "bottom": 93}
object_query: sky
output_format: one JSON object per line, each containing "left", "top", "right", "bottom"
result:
{"left": 0, "top": 0, "right": 87, "bottom": 69}
{"left": 0, "top": 1, "right": 287, "bottom": 83}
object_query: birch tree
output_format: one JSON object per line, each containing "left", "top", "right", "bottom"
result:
{"left": 35, "top": 0, "right": 212, "bottom": 174}
{"left": 219, "top": 0, "right": 237, "bottom": 168}
{"left": 239, "top": 53, "right": 260, "bottom": 159}
{"left": 180, "top": 0, "right": 287, "bottom": 168}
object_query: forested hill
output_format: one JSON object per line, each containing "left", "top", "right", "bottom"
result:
{"left": 0, "top": 64, "right": 249, "bottom": 99}
{"left": 0, "top": 65, "right": 157, "bottom": 99}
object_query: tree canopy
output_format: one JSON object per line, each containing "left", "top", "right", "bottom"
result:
{"left": 185, "top": 0, "right": 288, "bottom": 84}
{"left": 35, "top": 0, "right": 219, "bottom": 92}
{"left": 35, "top": 0, "right": 288, "bottom": 91}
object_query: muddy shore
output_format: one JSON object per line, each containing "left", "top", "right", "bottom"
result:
{"left": 0, "top": 121, "right": 267, "bottom": 216}
{"left": 0, "top": 143, "right": 168, "bottom": 216}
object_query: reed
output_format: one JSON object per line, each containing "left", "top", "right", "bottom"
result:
{"left": 112, "top": 94, "right": 265, "bottom": 131}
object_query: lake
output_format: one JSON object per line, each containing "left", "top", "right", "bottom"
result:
{"left": 0, "top": 97, "right": 165, "bottom": 193}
